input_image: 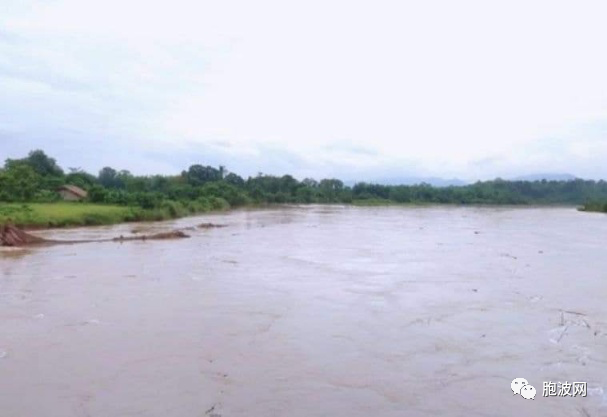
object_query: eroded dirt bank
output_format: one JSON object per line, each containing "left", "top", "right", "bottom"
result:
{"left": 0, "top": 224, "right": 191, "bottom": 247}
{"left": 0, "top": 224, "right": 48, "bottom": 246}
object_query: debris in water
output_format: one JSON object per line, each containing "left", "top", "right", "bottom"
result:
{"left": 0, "top": 350, "right": 7, "bottom": 359}
{"left": 564, "top": 310, "right": 586, "bottom": 316}
{"left": 69, "top": 319, "right": 101, "bottom": 326}
{"left": 198, "top": 223, "right": 227, "bottom": 229}
{"left": 205, "top": 403, "right": 223, "bottom": 417}
{"left": 556, "top": 325, "right": 569, "bottom": 343}
{"left": 112, "top": 230, "right": 190, "bottom": 242}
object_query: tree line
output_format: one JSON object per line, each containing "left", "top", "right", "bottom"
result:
{"left": 2, "top": 150, "right": 607, "bottom": 210}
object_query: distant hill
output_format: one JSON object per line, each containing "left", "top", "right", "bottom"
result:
{"left": 348, "top": 177, "right": 469, "bottom": 187}
{"left": 346, "top": 173, "right": 580, "bottom": 187}
{"left": 511, "top": 173, "right": 577, "bottom": 182}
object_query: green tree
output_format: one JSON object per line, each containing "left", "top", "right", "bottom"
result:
{"left": 186, "top": 165, "right": 221, "bottom": 185}
{"left": 319, "top": 179, "right": 344, "bottom": 201}
{"left": 6, "top": 149, "right": 64, "bottom": 177}
{"left": 88, "top": 185, "right": 108, "bottom": 203}
{"left": 98, "top": 167, "right": 121, "bottom": 188}
{"left": 26, "top": 150, "right": 64, "bottom": 177}
{"left": 224, "top": 172, "right": 245, "bottom": 187}
{"left": 0, "top": 164, "right": 41, "bottom": 201}
{"left": 66, "top": 169, "right": 98, "bottom": 189}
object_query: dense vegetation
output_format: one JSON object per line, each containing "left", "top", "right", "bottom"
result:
{"left": 2, "top": 150, "right": 607, "bottom": 226}
{"left": 579, "top": 201, "right": 607, "bottom": 213}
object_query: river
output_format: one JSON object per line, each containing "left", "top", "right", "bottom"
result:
{"left": 1, "top": 206, "right": 606, "bottom": 416}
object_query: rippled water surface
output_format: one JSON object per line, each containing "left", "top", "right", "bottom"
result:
{"left": 1, "top": 206, "right": 606, "bottom": 416}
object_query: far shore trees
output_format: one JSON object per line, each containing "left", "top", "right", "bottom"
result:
{"left": 2, "top": 149, "right": 607, "bottom": 212}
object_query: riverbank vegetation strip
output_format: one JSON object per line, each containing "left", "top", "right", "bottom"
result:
{"left": 1, "top": 149, "right": 607, "bottom": 228}
{"left": 0, "top": 200, "right": 229, "bottom": 228}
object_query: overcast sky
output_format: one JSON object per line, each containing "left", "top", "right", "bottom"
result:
{"left": 1, "top": 0, "right": 607, "bottom": 181}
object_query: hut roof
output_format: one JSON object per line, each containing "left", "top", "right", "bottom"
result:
{"left": 59, "top": 185, "right": 88, "bottom": 198}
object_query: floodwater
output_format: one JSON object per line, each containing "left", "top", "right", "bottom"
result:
{"left": 1, "top": 206, "right": 606, "bottom": 417}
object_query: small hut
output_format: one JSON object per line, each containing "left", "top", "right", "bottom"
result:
{"left": 58, "top": 185, "right": 88, "bottom": 201}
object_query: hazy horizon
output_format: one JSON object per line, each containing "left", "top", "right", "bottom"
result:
{"left": 2, "top": 1, "right": 607, "bottom": 181}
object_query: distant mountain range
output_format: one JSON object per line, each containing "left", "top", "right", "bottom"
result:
{"left": 345, "top": 177, "right": 468, "bottom": 187}
{"left": 347, "top": 173, "right": 578, "bottom": 187}
{"left": 510, "top": 173, "right": 578, "bottom": 182}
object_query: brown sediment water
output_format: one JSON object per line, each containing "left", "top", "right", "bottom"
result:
{"left": 0, "top": 206, "right": 606, "bottom": 416}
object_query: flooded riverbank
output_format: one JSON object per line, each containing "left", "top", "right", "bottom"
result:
{"left": 1, "top": 206, "right": 606, "bottom": 416}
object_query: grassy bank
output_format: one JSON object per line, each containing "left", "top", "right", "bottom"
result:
{"left": 0, "top": 198, "right": 229, "bottom": 229}
{"left": 579, "top": 201, "right": 607, "bottom": 213}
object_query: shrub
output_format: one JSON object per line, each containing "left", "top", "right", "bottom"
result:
{"left": 160, "top": 200, "right": 186, "bottom": 218}
{"left": 33, "top": 190, "right": 61, "bottom": 203}
{"left": 88, "top": 185, "right": 108, "bottom": 203}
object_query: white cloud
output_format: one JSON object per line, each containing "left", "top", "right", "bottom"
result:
{"left": 1, "top": 0, "right": 607, "bottom": 179}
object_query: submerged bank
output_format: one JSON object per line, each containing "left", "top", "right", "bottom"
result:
{"left": 0, "top": 224, "right": 191, "bottom": 247}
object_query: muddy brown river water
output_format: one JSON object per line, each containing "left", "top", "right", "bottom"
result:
{"left": 1, "top": 206, "right": 606, "bottom": 417}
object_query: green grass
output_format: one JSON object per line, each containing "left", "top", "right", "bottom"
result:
{"left": 0, "top": 203, "right": 137, "bottom": 228}
{"left": 579, "top": 201, "right": 607, "bottom": 213}
{"left": 0, "top": 198, "right": 230, "bottom": 229}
